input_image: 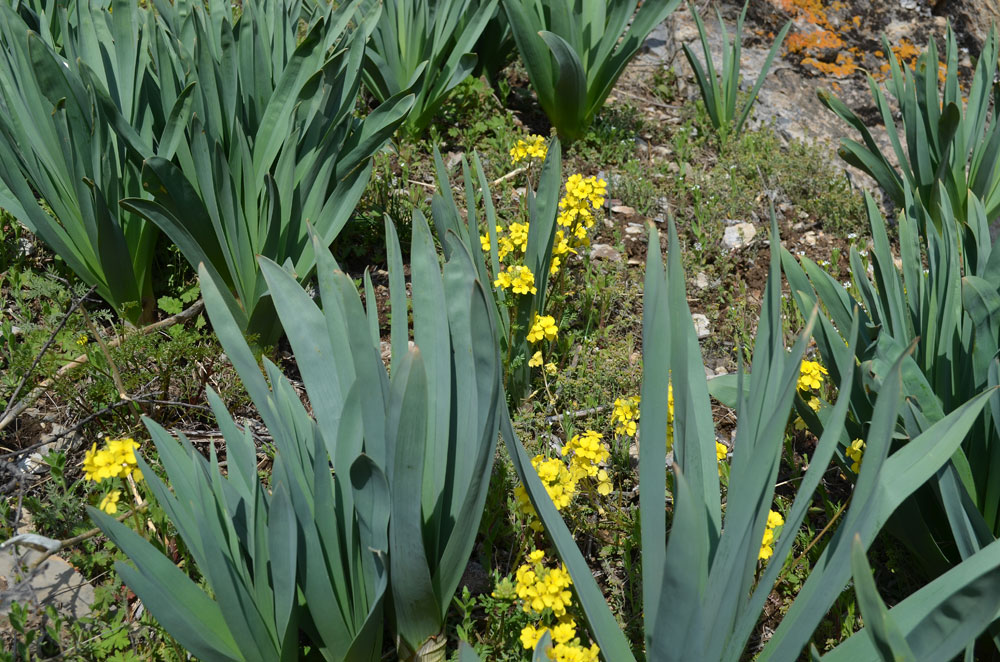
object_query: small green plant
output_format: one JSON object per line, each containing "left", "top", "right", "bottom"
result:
{"left": 502, "top": 0, "right": 681, "bottom": 142}
{"left": 363, "top": 0, "right": 499, "bottom": 137}
{"left": 682, "top": 0, "right": 791, "bottom": 143}
{"left": 819, "top": 25, "right": 1000, "bottom": 225}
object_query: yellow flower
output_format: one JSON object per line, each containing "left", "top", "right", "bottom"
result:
{"left": 99, "top": 490, "right": 121, "bottom": 515}
{"left": 529, "top": 351, "right": 543, "bottom": 367}
{"left": 494, "top": 270, "right": 512, "bottom": 290}
{"left": 551, "top": 618, "right": 577, "bottom": 644}
{"left": 767, "top": 510, "right": 784, "bottom": 529}
{"left": 716, "top": 441, "right": 728, "bottom": 462}
{"left": 611, "top": 396, "right": 640, "bottom": 436}
{"left": 596, "top": 469, "right": 612, "bottom": 496}
{"left": 553, "top": 230, "right": 575, "bottom": 256}
{"left": 508, "top": 222, "right": 529, "bottom": 253}
{"left": 549, "top": 255, "right": 561, "bottom": 275}
{"left": 845, "top": 438, "right": 865, "bottom": 473}
{"left": 563, "top": 430, "right": 609, "bottom": 480}
{"left": 529, "top": 549, "right": 545, "bottom": 563}
{"left": 527, "top": 313, "right": 558, "bottom": 343}
{"left": 545, "top": 362, "right": 557, "bottom": 375}
{"left": 75, "top": 334, "right": 89, "bottom": 347}
{"left": 510, "top": 135, "right": 548, "bottom": 164}
{"left": 798, "top": 360, "right": 828, "bottom": 391}
{"left": 520, "top": 624, "right": 547, "bottom": 650}
{"left": 511, "top": 265, "right": 537, "bottom": 295}
{"left": 759, "top": 528, "right": 775, "bottom": 560}
{"left": 480, "top": 233, "right": 491, "bottom": 253}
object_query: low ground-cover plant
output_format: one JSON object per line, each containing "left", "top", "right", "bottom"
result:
{"left": 363, "top": 0, "right": 499, "bottom": 137}
{"left": 682, "top": 0, "right": 791, "bottom": 143}
{"left": 120, "top": 0, "right": 412, "bottom": 345}
{"left": 91, "top": 214, "right": 504, "bottom": 661}
{"left": 502, "top": 0, "right": 681, "bottom": 142}
{"left": 782, "top": 188, "right": 1000, "bottom": 591}
{"left": 501, "top": 216, "right": 1000, "bottom": 661}
{"left": 819, "top": 25, "right": 1000, "bottom": 225}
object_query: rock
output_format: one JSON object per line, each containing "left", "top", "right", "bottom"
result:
{"left": 17, "top": 237, "right": 33, "bottom": 258}
{"left": 692, "top": 313, "right": 711, "bottom": 339}
{"left": 722, "top": 223, "right": 757, "bottom": 250}
{"left": 611, "top": 205, "right": 637, "bottom": 216}
{"left": 590, "top": 243, "right": 622, "bottom": 262}
{"left": 651, "top": 145, "right": 672, "bottom": 159}
{"left": 624, "top": 223, "right": 645, "bottom": 237}
{"left": 801, "top": 231, "right": 818, "bottom": 247}
{"left": 693, "top": 272, "right": 710, "bottom": 290}
{"left": 937, "top": 0, "right": 1000, "bottom": 51}
{"left": 15, "top": 423, "right": 83, "bottom": 476}
{"left": 0, "top": 548, "right": 95, "bottom": 624}
{"left": 445, "top": 151, "right": 464, "bottom": 169}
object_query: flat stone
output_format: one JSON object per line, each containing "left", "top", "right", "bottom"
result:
{"left": 590, "top": 243, "right": 622, "bottom": 262}
{"left": 611, "top": 205, "right": 637, "bottom": 216}
{"left": 0, "top": 548, "right": 94, "bottom": 624}
{"left": 693, "top": 272, "right": 710, "bottom": 290}
{"left": 722, "top": 223, "right": 757, "bottom": 250}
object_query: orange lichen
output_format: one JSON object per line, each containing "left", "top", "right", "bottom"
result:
{"left": 772, "top": 0, "right": 947, "bottom": 84}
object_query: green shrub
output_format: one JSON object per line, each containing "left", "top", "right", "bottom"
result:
{"left": 820, "top": 25, "right": 1000, "bottom": 225}
{"left": 120, "top": 0, "right": 412, "bottom": 345}
{"left": 91, "top": 213, "right": 504, "bottom": 661}
{"left": 502, "top": 0, "right": 680, "bottom": 143}
{"left": 502, "top": 215, "right": 1000, "bottom": 661}
{"left": 363, "top": 0, "right": 499, "bottom": 137}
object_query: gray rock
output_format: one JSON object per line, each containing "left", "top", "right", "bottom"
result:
{"left": 722, "top": 223, "right": 757, "bottom": 250}
{"left": 692, "top": 313, "right": 711, "bottom": 339}
{"left": 590, "top": 243, "right": 622, "bottom": 262}
{"left": 693, "top": 272, "right": 710, "bottom": 290}
{"left": 0, "top": 548, "right": 94, "bottom": 623}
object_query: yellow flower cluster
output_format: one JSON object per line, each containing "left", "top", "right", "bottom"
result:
{"left": 75, "top": 333, "right": 89, "bottom": 347}
{"left": 759, "top": 509, "right": 784, "bottom": 560}
{"left": 562, "top": 430, "right": 612, "bottom": 495}
{"left": 845, "top": 438, "right": 865, "bottom": 473}
{"left": 611, "top": 396, "right": 640, "bottom": 436}
{"left": 515, "top": 430, "right": 613, "bottom": 529}
{"left": 798, "top": 360, "right": 828, "bottom": 392}
{"left": 494, "top": 264, "right": 537, "bottom": 295}
{"left": 556, "top": 174, "right": 607, "bottom": 251}
{"left": 611, "top": 386, "right": 674, "bottom": 448}
{"left": 510, "top": 135, "right": 548, "bottom": 164}
{"left": 83, "top": 438, "right": 142, "bottom": 483}
{"left": 527, "top": 313, "right": 558, "bottom": 344}
{"left": 515, "top": 550, "right": 600, "bottom": 661}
